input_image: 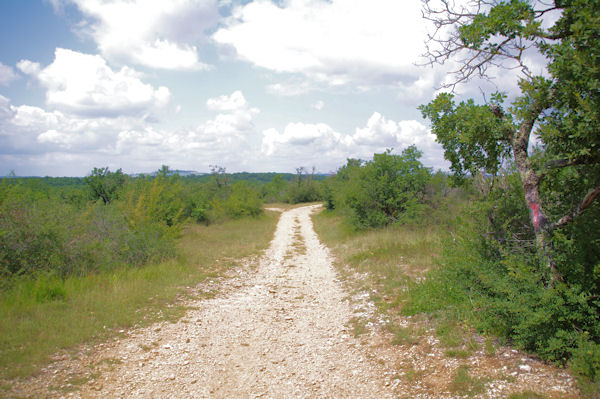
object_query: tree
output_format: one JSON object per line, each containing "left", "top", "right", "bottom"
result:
{"left": 156, "top": 165, "right": 171, "bottom": 177}
{"left": 209, "top": 165, "right": 229, "bottom": 190}
{"left": 287, "top": 166, "right": 321, "bottom": 203}
{"left": 84, "top": 167, "right": 126, "bottom": 204}
{"left": 420, "top": 0, "right": 600, "bottom": 282}
{"left": 341, "top": 147, "right": 431, "bottom": 228}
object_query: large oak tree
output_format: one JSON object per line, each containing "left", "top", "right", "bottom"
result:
{"left": 419, "top": 0, "right": 600, "bottom": 282}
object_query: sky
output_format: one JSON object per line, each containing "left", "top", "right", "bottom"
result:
{"left": 0, "top": 0, "right": 544, "bottom": 176}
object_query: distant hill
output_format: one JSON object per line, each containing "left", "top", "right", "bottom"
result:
{"left": 128, "top": 170, "right": 206, "bottom": 178}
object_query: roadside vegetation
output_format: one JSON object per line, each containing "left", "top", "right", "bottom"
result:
{"left": 0, "top": 167, "right": 281, "bottom": 380}
{"left": 314, "top": 0, "right": 600, "bottom": 395}
{"left": 315, "top": 148, "right": 598, "bottom": 395}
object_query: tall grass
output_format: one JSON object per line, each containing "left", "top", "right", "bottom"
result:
{"left": 312, "top": 209, "right": 443, "bottom": 313}
{"left": 0, "top": 211, "right": 279, "bottom": 379}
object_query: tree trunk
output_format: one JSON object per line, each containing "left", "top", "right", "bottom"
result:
{"left": 512, "top": 118, "right": 562, "bottom": 283}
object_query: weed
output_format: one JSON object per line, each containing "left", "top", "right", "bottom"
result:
{"left": 349, "top": 317, "right": 368, "bottom": 337}
{"left": 507, "top": 391, "right": 545, "bottom": 399}
{"left": 435, "top": 319, "right": 464, "bottom": 348}
{"left": 465, "top": 336, "right": 480, "bottom": 351}
{"left": 99, "top": 358, "right": 122, "bottom": 366}
{"left": 449, "top": 365, "right": 487, "bottom": 397}
{"left": 576, "top": 376, "right": 600, "bottom": 399}
{"left": 0, "top": 383, "right": 12, "bottom": 392}
{"left": 484, "top": 337, "right": 496, "bottom": 356}
{"left": 138, "top": 344, "right": 152, "bottom": 352}
{"left": 389, "top": 324, "right": 421, "bottom": 346}
{"left": 403, "top": 364, "right": 425, "bottom": 383}
{"left": 445, "top": 349, "right": 471, "bottom": 358}
{"left": 67, "top": 375, "right": 93, "bottom": 386}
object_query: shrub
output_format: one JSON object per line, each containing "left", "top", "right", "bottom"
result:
{"left": 222, "top": 182, "right": 263, "bottom": 218}
{"left": 571, "top": 338, "right": 600, "bottom": 382}
{"left": 334, "top": 147, "right": 431, "bottom": 228}
{"left": 0, "top": 177, "right": 179, "bottom": 285}
{"left": 403, "top": 172, "right": 600, "bottom": 380}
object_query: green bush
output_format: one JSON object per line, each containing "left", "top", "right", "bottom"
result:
{"left": 0, "top": 175, "right": 181, "bottom": 285}
{"left": 222, "top": 182, "right": 263, "bottom": 218}
{"left": 332, "top": 147, "right": 431, "bottom": 229}
{"left": 403, "top": 172, "right": 600, "bottom": 380}
{"left": 571, "top": 338, "right": 600, "bottom": 382}
{"left": 286, "top": 168, "right": 322, "bottom": 204}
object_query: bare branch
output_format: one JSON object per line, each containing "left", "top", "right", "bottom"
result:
{"left": 421, "top": 0, "right": 554, "bottom": 89}
{"left": 543, "top": 156, "right": 598, "bottom": 170}
{"left": 552, "top": 185, "right": 600, "bottom": 231}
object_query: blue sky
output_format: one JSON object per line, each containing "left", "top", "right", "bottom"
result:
{"left": 0, "top": 0, "right": 536, "bottom": 176}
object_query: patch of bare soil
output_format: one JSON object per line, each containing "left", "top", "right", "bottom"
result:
{"left": 337, "top": 267, "right": 579, "bottom": 397}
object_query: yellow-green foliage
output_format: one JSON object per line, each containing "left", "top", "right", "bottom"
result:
{"left": 121, "top": 175, "right": 185, "bottom": 231}
{"left": 0, "top": 179, "right": 179, "bottom": 281}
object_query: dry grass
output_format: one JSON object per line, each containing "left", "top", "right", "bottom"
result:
{"left": 312, "top": 209, "right": 442, "bottom": 315}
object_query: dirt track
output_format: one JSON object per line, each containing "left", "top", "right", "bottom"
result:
{"left": 42, "top": 205, "right": 394, "bottom": 398}
{"left": 9, "top": 205, "right": 580, "bottom": 398}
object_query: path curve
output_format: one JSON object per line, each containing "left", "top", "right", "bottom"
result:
{"left": 73, "top": 204, "right": 394, "bottom": 398}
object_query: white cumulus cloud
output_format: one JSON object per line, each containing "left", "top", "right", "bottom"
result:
{"left": 115, "top": 91, "right": 260, "bottom": 169}
{"left": 18, "top": 48, "right": 170, "bottom": 117}
{"left": 261, "top": 111, "right": 448, "bottom": 171}
{"left": 0, "top": 90, "right": 262, "bottom": 175}
{"left": 9, "top": 103, "right": 139, "bottom": 151}
{"left": 214, "top": 0, "right": 429, "bottom": 91}
{"left": 0, "top": 62, "right": 19, "bottom": 86}
{"left": 206, "top": 90, "right": 248, "bottom": 111}
{"left": 55, "top": 0, "right": 219, "bottom": 70}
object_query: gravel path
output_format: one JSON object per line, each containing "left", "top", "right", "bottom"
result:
{"left": 8, "top": 204, "right": 579, "bottom": 398}
{"left": 68, "top": 204, "right": 394, "bottom": 398}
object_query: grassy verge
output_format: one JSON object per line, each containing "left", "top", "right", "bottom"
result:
{"left": 0, "top": 211, "right": 279, "bottom": 380}
{"left": 312, "top": 209, "right": 442, "bottom": 314}
{"left": 313, "top": 209, "right": 592, "bottom": 398}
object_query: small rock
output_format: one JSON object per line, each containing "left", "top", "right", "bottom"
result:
{"left": 519, "top": 364, "right": 532, "bottom": 372}
{"left": 168, "top": 374, "right": 175, "bottom": 381}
